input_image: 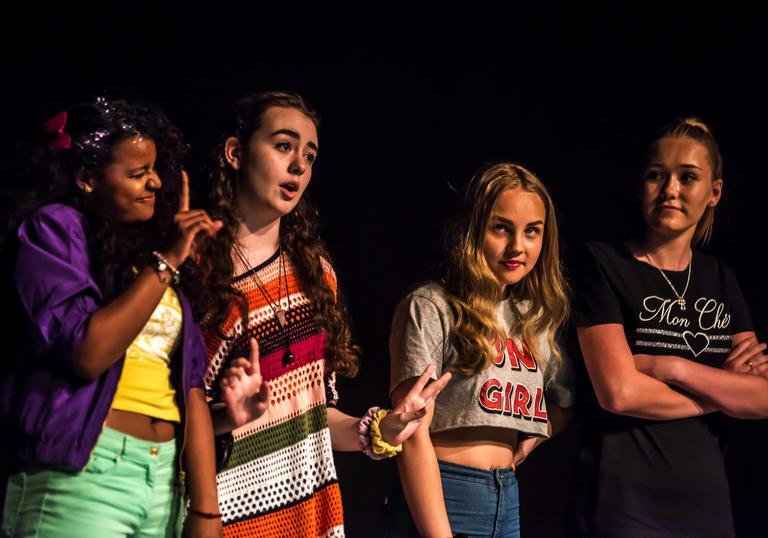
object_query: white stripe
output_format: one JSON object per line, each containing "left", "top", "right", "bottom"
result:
{"left": 636, "top": 327, "right": 684, "bottom": 338}
{"left": 216, "top": 428, "right": 338, "bottom": 522}
{"left": 233, "top": 361, "right": 328, "bottom": 438}
{"left": 245, "top": 289, "right": 311, "bottom": 328}
{"left": 635, "top": 327, "right": 731, "bottom": 341}
{"left": 635, "top": 340, "right": 729, "bottom": 354}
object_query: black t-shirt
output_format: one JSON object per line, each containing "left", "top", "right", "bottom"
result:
{"left": 572, "top": 241, "right": 753, "bottom": 538}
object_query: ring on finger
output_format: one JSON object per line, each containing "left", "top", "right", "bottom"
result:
{"left": 747, "top": 360, "right": 754, "bottom": 368}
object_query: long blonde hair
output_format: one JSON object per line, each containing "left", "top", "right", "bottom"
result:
{"left": 444, "top": 162, "right": 569, "bottom": 377}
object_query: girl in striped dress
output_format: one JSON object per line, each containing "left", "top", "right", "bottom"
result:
{"left": 196, "top": 91, "right": 449, "bottom": 537}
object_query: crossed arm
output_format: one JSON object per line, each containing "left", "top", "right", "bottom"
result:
{"left": 633, "top": 331, "right": 768, "bottom": 419}
{"left": 579, "top": 324, "right": 768, "bottom": 420}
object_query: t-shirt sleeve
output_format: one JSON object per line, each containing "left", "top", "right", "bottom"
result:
{"left": 14, "top": 206, "right": 102, "bottom": 365}
{"left": 389, "top": 291, "right": 448, "bottom": 394}
{"left": 572, "top": 243, "right": 624, "bottom": 328}
{"left": 722, "top": 263, "right": 754, "bottom": 334}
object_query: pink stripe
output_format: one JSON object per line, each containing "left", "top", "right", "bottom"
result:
{"left": 259, "top": 332, "right": 327, "bottom": 382}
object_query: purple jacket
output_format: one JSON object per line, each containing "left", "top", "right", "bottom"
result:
{"left": 0, "top": 204, "right": 206, "bottom": 471}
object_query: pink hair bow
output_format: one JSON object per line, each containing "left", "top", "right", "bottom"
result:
{"left": 44, "top": 111, "right": 72, "bottom": 152}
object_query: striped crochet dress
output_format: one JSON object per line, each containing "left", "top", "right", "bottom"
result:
{"left": 204, "top": 250, "right": 345, "bottom": 537}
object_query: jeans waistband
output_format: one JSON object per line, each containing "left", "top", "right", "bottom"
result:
{"left": 95, "top": 427, "right": 176, "bottom": 464}
{"left": 438, "top": 459, "right": 517, "bottom": 487}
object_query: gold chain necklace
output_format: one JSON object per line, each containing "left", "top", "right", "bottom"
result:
{"left": 644, "top": 251, "right": 692, "bottom": 311}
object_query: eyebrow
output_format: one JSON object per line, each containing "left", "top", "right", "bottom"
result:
{"left": 492, "top": 216, "right": 545, "bottom": 227}
{"left": 269, "top": 129, "right": 319, "bottom": 152}
{"left": 127, "top": 164, "right": 152, "bottom": 174}
{"left": 648, "top": 162, "right": 703, "bottom": 171}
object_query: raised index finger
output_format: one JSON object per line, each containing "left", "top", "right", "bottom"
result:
{"left": 248, "top": 337, "right": 261, "bottom": 375}
{"left": 179, "top": 170, "right": 190, "bottom": 212}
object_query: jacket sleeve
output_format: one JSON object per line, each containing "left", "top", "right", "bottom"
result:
{"left": 15, "top": 205, "right": 102, "bottom": 366}
{"left": 186, "top": 319, "right": 208, "bottom": 390}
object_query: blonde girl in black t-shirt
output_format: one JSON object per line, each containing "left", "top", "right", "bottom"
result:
{"left": 574, "top": 118, "right": 768, "bottom": 537}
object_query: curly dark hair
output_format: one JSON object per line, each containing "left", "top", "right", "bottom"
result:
{"left": 1, "top": 97, "right": 198, "bottom": 305}
{"left": 196, "top": 91, "right": 359, "bottom": 377}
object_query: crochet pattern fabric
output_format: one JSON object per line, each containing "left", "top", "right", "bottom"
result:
{"left": 204, "top": 251, "right": 344, "bottom": 537}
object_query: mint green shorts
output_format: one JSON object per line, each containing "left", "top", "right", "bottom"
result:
{"left": 2, "top": 427, "right": 182, "bottom": 538}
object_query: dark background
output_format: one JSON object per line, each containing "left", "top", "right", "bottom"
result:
{"left": 3, "top": 2, "right": 767, "bottom": 536}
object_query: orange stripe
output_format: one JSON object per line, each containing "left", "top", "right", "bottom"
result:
{"left": 205, "top": 272, "right": 301, "bottom": 356}
{"left": 204, "top": 264, "right": 336, "bottom": 363}
{"left": 222, "top": 482, "right": 344, "bottom": 537}
{"left": 238, "top": 272, "right": 301, "bottom": 302}
{"left": 224, "top": 272, "right": 301, "bottom": 327}
{"left": 212, "top": 266, "right": 329, "bottom": 336}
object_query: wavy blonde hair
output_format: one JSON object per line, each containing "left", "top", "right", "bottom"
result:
{"left": 444, "top": 162, "right": 569, "bottom": 377}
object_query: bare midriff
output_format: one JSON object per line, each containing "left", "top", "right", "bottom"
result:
{"left": 106, "top": 409, "right": 176, "bottom": 442}
{"left": 431, "top": 426, "right": 520, "bottom": 470}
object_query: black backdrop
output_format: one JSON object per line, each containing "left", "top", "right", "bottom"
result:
{"left": 3, "top": 3, "right": 767, "bottom": 536}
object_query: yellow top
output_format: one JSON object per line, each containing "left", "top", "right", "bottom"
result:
{"left": 111, "top": 285, "right": 182, "bottom": 422}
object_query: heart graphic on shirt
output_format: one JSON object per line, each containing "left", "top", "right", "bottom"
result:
{"left": 682, "top": 331, "right": 710, "bottom": 357}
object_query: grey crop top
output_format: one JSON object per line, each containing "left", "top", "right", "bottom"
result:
{"left": 389, "top": 283, "right": 574, "bottom": 437}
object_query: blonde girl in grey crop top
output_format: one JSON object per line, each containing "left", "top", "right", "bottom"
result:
{"left": 386, "top": 163, "right": 574, "bottom": 538}
{"left": 391, "top": 283, "right": 573, "bottom": 437}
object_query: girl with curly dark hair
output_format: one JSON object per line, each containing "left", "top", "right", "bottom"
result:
{"left": 0, "top": 97, "right": 224, "bottom": 537}
{"left": 195, "top": 91, "right": 450, "bottom": 536}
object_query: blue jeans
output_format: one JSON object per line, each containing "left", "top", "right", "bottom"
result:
{"left": 383, "top": 460, "right": 520, "bottom": 538}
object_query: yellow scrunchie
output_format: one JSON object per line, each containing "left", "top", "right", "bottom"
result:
{"left": 369, "top": 409, "right": 403, "bottom": 457}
